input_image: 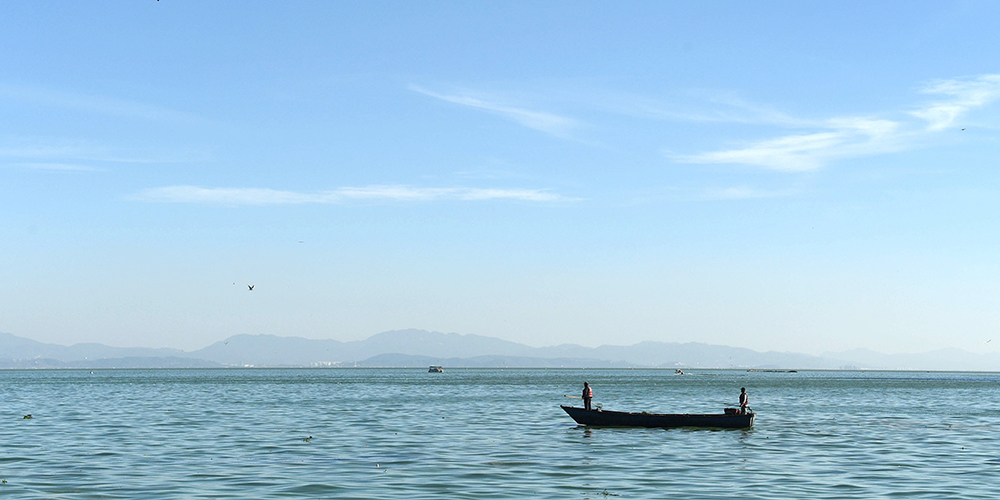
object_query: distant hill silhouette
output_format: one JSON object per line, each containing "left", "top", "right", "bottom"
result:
{"left": 355, "top": 353, "right": 635, "bottom": 368}
{"left": 0, "top": 332, "right": 209, "bottom": 368}
{"left": 2, "top": 330, "right": 998, "bottom": 371}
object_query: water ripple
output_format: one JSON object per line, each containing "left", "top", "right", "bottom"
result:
{"left": 2, "top": 368, "right": 1000, "bottom": 498}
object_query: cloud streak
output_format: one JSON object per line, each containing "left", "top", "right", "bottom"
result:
{"left": 5, "top": 162, "right": 102, "bottom": 172}
{"left": 411, "top": 75, "right": 999, "bottom": 173}
{"left": 910, "top": 74, "right": 1000, "bottom": 131}
{"left": 0, "top": 135, "right": 204, "bottom": 165}
{"left": 0, "top": 83, "right": 200, "bottom": 123}
{"left": 675, "top": 74, "right": 1000, "bottom": 172}
{"left": 675, "top": 117, "right": 903, "bottom": 172}
{"left": 703, "top": 185, "right": 797, "bottom": 200}
{"left": 130, "top": 185, "right": 577, "bottom": 206}
{"left": 411, "top": 85, "right": 582, "bottom": 139}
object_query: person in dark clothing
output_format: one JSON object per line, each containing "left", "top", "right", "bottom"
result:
{"left": 582, "top": 382, "right": 593, "bottom": 410}
{"left": 739, "top": 387, "right": 749, "bottom": 414}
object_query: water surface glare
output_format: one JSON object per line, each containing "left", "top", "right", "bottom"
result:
{"left": 2, "top": 369, "right": 999, "bottom": 498}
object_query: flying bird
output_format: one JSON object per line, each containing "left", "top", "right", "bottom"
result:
{"left": 986, "top": 339, "right": 992, "bottom": 344}
{"left": 248, "top": 285, "right": 254, "bottom": 291}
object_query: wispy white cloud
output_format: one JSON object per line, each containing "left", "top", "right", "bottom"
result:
{"left": 0, "top": 85, "right": 209, "bottom": 170}
{"left": 412, "top": 75, "right": 998, "bottom": 173}
{"left": 410, "top": 85, "right": 583, "bottom": 139}
{"left": 0, "top": 83, "right": 200, "bottom": 123}
{"left": 675, "top": 117, "right": 903, "bottom": 172}
{"left": 465, "top": 187, "right": 574, "bottom": 201}
{"left": 675, "top": 74, "right": 1000, "bottom": 172}
{"left": 909, "top": 75, "right": 1000, "bottom": 131}
{"left": 703, "top": 185, "right": 797, "bottom": 200}
{"left": 696, "top": 91, "right": 821, "bottom": 127}
{"left": 5, "top": 162, "right": 101, "bottom": 172}
{"left": 0, "top": 135, "right": 209, "bottom": 166}
{"left": 132, "top": 186, "right": 316, "bottom": 205}
{"left": 129, "top": 185, "right": 577, "bottom": 205}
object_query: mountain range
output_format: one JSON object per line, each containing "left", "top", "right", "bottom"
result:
{"left": 1, "top": 329, "right": 998, "bottom": 371}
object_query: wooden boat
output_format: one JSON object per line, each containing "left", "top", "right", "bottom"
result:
{"left": 428, "top": 365, "right": 444, "bottom": 373}
{"left": 560, "top": 405, "right": 754, "bottom": 429}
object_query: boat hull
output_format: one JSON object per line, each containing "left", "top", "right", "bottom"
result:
{"left": 560, "top": 405, "right": 754, "bottom": 429}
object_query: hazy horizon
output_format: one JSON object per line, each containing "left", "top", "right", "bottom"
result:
{"left": 0, "top": 328, "right": 991, "bottom": 360}
{"left": 3, "top": 3, "right": 1000, "bottom": 357}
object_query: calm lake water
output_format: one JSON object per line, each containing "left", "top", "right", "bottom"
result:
{"left": 2, "top": 368, "right": 999, "bottom": 499}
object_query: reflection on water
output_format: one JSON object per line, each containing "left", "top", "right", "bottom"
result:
{"left": 1, "top": 368, "right": 999, "bottom": 499}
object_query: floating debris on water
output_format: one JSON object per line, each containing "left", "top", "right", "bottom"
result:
{"left": 22, "top": 415, "right": 32, "bottom": 419}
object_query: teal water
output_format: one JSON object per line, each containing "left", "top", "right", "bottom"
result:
{"left": 2, "top": 368, "right": 999, "bottom": 499}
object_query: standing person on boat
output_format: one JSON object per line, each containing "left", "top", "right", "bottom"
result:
{"left": 582, "top": 382, "right": 593, "bottom": 410}
{"left": 739, "top": 387, "right": 749, "bottom": 414}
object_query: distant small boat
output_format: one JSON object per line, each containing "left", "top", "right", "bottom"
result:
{"left": 428, "top": 365, "right": 444, "bottom": 373}
{"left": 560, "top": 405, "right": 754, "bottom": 429}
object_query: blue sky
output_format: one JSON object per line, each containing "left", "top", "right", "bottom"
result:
{"left": 3, "top": 2, "right": 1000, "bottom": 355}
